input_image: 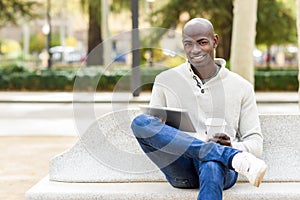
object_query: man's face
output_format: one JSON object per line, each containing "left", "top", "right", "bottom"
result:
{"left": 182, "top": 25, "right": 218, "bottom": 68}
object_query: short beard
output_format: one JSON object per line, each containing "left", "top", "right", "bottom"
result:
{"left": 188, "top": 57, "right": 212, "bottom": 69}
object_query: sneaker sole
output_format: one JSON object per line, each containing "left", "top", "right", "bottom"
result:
{"left": 254, "top": 164, "right": 267, "bottom": 187}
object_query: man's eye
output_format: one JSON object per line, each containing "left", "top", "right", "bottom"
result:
{"left": 184, "top": 43, "right": 192, "bottom": 47}
{"left": 199, "top": 41, "right": 208, "bottom": 45}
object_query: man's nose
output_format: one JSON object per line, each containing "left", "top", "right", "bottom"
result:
{"left": 191, "top": 43, "right": 201, "bottom": 53}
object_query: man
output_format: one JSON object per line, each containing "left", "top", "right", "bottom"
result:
{"left": 131, "top": 18, "right": 267, "bottom": 200}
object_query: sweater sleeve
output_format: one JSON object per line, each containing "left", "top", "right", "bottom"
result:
{"left": 231, "top": 86, "right": 263, "bottom": 157}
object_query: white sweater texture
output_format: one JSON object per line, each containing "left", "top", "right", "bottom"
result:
{"left": 149, "top": 59, "right": 263, "bottom": 157}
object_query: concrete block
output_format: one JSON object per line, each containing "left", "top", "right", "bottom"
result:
{"left": 50, "top": 109, "right": 300, "bottom": 183}
{"left": 50, "top": 109, "right": 165, "bottom": 182}
{"left": 26, "top": 111, "right": 300, "bottom": 200}
{"left": 26, "top": 176, "right": 300, "bottom": 200}
{"left": 259, "top": 114, "right": 300, "bottom": 181}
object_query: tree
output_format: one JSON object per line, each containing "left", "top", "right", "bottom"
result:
{"left": 0, "top": 0, "right": 41, "bottom": 54}
{"left": 110, "top": 0, "right": 131, "bottom": 12}
{"left": 256, "top": 0, "right": 297, "bottom": 68}
{"left": 79, "top": 0, "right": 134, "bottom": 66}
{"left": 0, "top": 0, "right": 40, "bottom": 28}
{"left": 80, "top": 0, "right": 103, "bottom": 66}
{"left": 230, "top": 0, "right": 258, "bottom": 84}
{"left": 296, "top": 0, "right": 300, "bottom": 108}
{"left": 152, "top": 0, "right": 297, "bottom": 63}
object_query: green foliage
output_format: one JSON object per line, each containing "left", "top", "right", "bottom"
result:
{"left": 0, "top": 0, "right": 41, "bottom": 27}
{"left": 152, "top": 0, "right": 297, "bottom": 60}
{"left": 255, "top": 69, "right": 298, "bottom": 91}
{"left": 140, "top": 48, "right": 165, "bottom": 66}
{"left": 256, "top": 0, "right": 297, "bottom": 46}
{"left": 0, "top": 65, "right": 168, "bottom": 91}
{"left": 51, "top": 33, "right": 61, "bottom": 47}
{"left": 110, "top": 0, "right": 131, "bottom": 13}
{"left": 29, "top": 32, "right": 61, "bottom": 53}
{"left": 162, "top": 54, "right": 186, "bottom": 68}
{"left": 29, "top": 33, "right": 45, "bottom": 53}
{"left": 0, "top": 63, "right": 26, "bottom": 75}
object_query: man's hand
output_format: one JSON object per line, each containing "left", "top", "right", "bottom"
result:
{"left": 208, "top": 133, "right": 232, "bottom": 147}
{"left": 154, "top": 115, "right": 166, "bottom": 124}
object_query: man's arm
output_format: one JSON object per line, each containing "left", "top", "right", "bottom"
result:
{"left": 232, "top": 87, "right": 263, "bottom": 157}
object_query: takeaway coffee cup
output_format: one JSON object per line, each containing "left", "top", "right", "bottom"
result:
{"left": 205, "top": 118, "right": 227, "bottom": 140}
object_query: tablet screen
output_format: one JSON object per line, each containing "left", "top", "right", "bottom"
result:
{"left": 139, "top": 105, "right": 196, "bottom": 132}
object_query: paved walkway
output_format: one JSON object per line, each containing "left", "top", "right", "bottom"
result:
{"left": 0, "top": 91, "right": 298, "bottom": 103}
{"left": 0, "top": 91, "right": 151, "bottom": 103}
{"left": 0, "top": 136, "right": 77, "bottom": 200}
{"left": 0, "top": 91, "right": 299, "bottom": 136}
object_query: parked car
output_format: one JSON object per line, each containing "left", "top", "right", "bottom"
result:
{"left": 49, "top": 46, "right": 86, "bottom": 64}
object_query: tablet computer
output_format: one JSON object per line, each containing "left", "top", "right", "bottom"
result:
{"left": 139, "top": 105, "right": 196, "bottom": 132}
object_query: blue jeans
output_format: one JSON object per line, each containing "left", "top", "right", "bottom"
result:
{"left": 131, "top": 114, "right": 239, "bottom": 200}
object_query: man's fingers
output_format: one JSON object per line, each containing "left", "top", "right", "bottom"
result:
{"left": 153, "top": 115, "right": 166, "bottom": 124}
{"left": 214, "top": 133, "right": 230, "bottom": 140}
{"left": 209, "top": 134, "right": 232, "bottom": 147}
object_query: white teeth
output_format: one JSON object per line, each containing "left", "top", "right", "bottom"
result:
{"left": 192, "top": 55, "right": 204, "bottom": 59}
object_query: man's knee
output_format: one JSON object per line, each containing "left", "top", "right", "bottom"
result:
{"left": 131, "top": 114, "right": 154, "bottom": 138}
{"left": 200, "top": 161, "right": 225, "bottom": 186}
{"left": 131, "top": 114, "right": 164, "bottom": 137}
{"left": 200, "top": 161, "right": 223, "bottom": 174}
{"left": 131, "top": 114, "right": 152, "bottom": 128}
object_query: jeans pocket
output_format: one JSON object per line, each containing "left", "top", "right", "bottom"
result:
{"left": 168, "top": 177, "right": 198, "bottom": 188}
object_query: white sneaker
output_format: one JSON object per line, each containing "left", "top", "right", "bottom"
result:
{"left": 232, "top": 152, "right": 267, "bottom": 187}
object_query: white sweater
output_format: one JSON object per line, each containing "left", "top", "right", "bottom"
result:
{"left": 150, "top": 59, "right": 263, "bottom": 157}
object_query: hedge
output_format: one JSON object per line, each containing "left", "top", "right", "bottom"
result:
{"left": 255, "top": 69, "right": 299, "bottom": 91}
{"left": 0, "top": 65, "right": 298, "bottom": 91}
{"left": 0, "top": 65, "right": 167, "bottom": 91}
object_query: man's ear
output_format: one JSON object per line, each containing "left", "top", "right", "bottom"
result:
{"left": 213, "top": 34, "right": 219, "bottom": 48}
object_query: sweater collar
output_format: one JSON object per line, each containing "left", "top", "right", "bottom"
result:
{"left": 186, "top": 58, "right": 227, "bottom": 83}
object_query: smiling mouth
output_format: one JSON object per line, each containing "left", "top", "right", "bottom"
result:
{"left": 191, "top": 54, "right": 206, "bottom": 61}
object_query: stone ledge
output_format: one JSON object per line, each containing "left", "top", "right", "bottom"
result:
{"left": 26, "top": 110, "right": 300, "bottom": 200}
{"left": 49, "top": 110, "right": 300, "bottom": 182}
{"left": 26, "top": 176, "right": 300, "bottom": 200}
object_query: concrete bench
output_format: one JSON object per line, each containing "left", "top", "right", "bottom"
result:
{"left": 26, "top": 109, "right": 300, "bottom": 200}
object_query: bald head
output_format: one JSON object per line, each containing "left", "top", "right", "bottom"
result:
{"left": 183, "top": 18, "right": 215, "bottom": 39}
{"left": 182, "top": 18, "right": 218, "bottom": 68}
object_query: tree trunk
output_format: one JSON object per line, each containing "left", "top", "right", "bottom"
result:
{"left": 86, "top": 1, "right": 103, "bottom": 66}
{"left": 130, "top": 0, "right": 141, "bottom": 96}
{"left": 101, "top": 0, "right": 112, "bottom": 67}
{"left": 217, "top": 30, "right": 232, "bottom": 61}
{"left": 296, "top": 0, "right": 300, "bottom": 109}
{"left": 230, "top": 0, "right": 258, "bottom": 84}
{"left": 266, "top": 46, "right": 271, "bottom": 69}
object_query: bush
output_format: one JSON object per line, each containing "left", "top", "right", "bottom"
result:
{"left": 0, "top": 63, "right": 26, "bottom": 75}
{"left": 0, "top": 65, "right": 298, "bottom": 91}
{"left": 255, "top": 69, "right": 298, "bottom": 91}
